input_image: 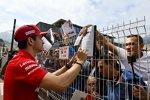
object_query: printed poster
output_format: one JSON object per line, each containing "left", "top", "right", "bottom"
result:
{"left": 61, "top": 20, "right": 76, "bottom": 37}
{"left": 74, "top": 26, "right": 94, "bottom": 57}
{"left": 59, "top": 46, "right": 69, "bottom": 59}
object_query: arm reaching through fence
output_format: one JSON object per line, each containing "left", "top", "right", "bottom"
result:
{"left": 96, "top": 30, "right": 118, "bottom": 55}
{"left": 95, "top": 28, "right": 150, "bottom": 83}
{"left": 40, "top": 47, "right": 88, "bottom": 92}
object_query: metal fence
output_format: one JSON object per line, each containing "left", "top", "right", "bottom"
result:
{"left": 35, "top": 17, "right": 150, "bottom": 100}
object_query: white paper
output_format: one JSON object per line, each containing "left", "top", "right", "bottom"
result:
{"left": 71, "top": 90, "right": 87, "bottom": 100}
{"left": 61, "top": 20, "right": 76, "bottom": 37}
{"left": 81, "top": 26, "right": 94, "bottom": 56}
{"left": 42, "top": 37, "right": 52, "bottom": 53}
{"left": 48, "top": 28, "right": 54, "bottom": 44}
{"left": 59, "top": 46, "right": 69, "bottom": 59}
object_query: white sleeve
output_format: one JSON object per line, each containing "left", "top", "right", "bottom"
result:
{"left": 116, "top": 47, "right": 130, "bottom": 70}
{"left": 116, "top": 47, "right": 127, "bottom": 61}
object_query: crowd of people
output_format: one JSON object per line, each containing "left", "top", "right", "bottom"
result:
{"left": 3, "top": 24, "right": 150, "bottom": 100}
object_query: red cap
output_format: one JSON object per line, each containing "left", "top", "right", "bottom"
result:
{"left": 15, "top": 24, "right": 48, "bottom": 42}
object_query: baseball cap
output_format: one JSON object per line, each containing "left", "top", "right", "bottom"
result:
{"left": 15, "top": 24, "right": 48, "bottom": 42}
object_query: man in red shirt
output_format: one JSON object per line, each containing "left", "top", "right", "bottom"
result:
{"left": 4, "top": 24, "right": 88, "bottom": 100}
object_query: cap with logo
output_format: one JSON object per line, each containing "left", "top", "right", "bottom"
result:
{"left": 15, "top": 24, "right": 48, "bottom": 42}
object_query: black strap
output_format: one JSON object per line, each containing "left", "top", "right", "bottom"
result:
{"left": 75, "top": 61, "right": 83, "bottom": 68}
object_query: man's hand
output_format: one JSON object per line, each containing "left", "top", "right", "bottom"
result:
{"left": 76, "top": 47, "right": 88, "bottom": 64}
{"left": 78, "top": 25, "right": 92, "bottom": 36}
{"left": 96, "top": 30, "right": 109, "bottom": 45}
{"left": 133, "top": 86, "right": 149, "bottom": 100}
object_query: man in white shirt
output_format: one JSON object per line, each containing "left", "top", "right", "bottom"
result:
{"left": 96, "top": 33, "right": 150, "bottom": 83}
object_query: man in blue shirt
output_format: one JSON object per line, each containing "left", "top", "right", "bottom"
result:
{"left": 97, "top": 55, "right": 146, "bottom": 100}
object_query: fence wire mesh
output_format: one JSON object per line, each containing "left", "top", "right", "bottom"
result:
{"left": 38, "top": 17, "right": 150, "bottom": 100}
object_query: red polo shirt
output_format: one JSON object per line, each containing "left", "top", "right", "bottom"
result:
{"left": 4, "top": 50, "right": 48, "bottom": 100}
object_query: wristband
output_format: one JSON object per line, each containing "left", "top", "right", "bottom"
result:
{"left": 65, "top": 63, "right": 71, "bottom": 69}
{"left": 75, "top": 61, "right": 83, "bottom": 68}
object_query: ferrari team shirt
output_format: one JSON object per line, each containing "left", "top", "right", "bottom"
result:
{"left": 4, "top": 50, "right": 48, "bottom": 100}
